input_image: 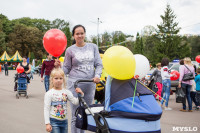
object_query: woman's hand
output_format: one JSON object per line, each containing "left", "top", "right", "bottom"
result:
{"left": 93, "top": 77, "right": 100, "bottom": 83}
{"left": 75, "top": 88, "right": 84, "bottom": 96}
{"left": 178, "top": 83, "right": 181, "bottom": 88}
{"left": 46, "top": 124, "right": 52, "bottom": 132}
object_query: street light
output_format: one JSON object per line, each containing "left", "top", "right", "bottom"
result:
{"left": 91, "top": 18, "right": 102, "bottom": 47}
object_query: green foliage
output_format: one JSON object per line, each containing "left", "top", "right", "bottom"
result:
{"left": 7, "top": 24, "right": 44, "bottom": 58}
{"left": 133, "top": 32, "right": 143, "bottom": 54}
{"left": 154, "top": 4, "right": 190, "bottom": 63}
{"left": 91, "top": 35, "right": 97, "bottom": 44}
{"left": 0, "top": 31, "right": 6, "bottom": 54}
{"left": 36, "top": 60, "right": 42, "bottom": 66}
{"left": 111, "top": 31, "right": 126, "bottom": 44}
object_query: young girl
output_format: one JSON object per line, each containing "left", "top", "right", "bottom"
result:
{"left": 44, "top": 68, "right": 84, "bottom": 133}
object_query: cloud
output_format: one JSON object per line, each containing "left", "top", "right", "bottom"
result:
{"left": 0, "top": 0, "right": 199, "bottom": 38}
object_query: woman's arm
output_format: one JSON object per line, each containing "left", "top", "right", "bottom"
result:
{"left": 93, "top": 44, "right": 103, "bottom": 81}
{"left": 63, "top": 48, "right": 72, "bottom": 75}
{"left": 149, "top": 69, "right": 157, "bottom": 81}
{"left": 26, "top": 64, "right": 31, "bottom": 74}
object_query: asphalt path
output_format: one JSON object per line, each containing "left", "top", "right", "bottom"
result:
{"left": 0, "top": 70, "right": 199, "bottom": 133}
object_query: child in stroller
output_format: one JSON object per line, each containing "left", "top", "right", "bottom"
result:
{"left": 75, "top": 76, "right": 162, "bottom": 133}
{"left": 14, "top": 72, "right": 29, "bottom": 99}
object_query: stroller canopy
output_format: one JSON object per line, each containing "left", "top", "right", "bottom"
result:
{"left": 105, "top": 76, "right": 162, "bottom": 121}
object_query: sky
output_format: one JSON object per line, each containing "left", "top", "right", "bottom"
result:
{"left": 0, "top": 0, "right": 200, "bottom": 39}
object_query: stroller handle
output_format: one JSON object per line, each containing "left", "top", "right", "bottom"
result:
{"left": 74, "top": 79, "right": 105, "bottom": 89}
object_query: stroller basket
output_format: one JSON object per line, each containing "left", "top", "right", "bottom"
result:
{"left": 17, "top": 78, "right": 27, "bottom": 90}
{"left": 74, "top": 78, "right": 162, "bottom": 133}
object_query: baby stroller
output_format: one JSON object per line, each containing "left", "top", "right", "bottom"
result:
{"left": 14, "top": 73, "right": 28, "bottom": 99}
{"left": 75, "top": 76, "right": 162, "bottom": 133}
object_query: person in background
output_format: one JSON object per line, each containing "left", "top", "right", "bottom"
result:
{"left": 41, "top": 54, "right": 61, "bottom": 92}
{"left": 178, "top": 57, "right": 195, "bottom": 112}
{"left": 4, "top": 62, "right": 9, "bottom": 76}
{"left": 149, "top": 63, "right": 162, "bottom": 101}
{"left": 179, "top": 59, "right": 184, "bottom": 72}
{"left": 17, "top": 56, "right": 31, "bottom": 83}
{"left": 160, "top": 58, "right": 175, "bottom": 110}
{"left": 190, "top": 79, "right": 199, "bottom": 109}
{"left": 194, "top": 68, "right": 200, "bottom": 109}
{"left": 63, "top": 24, "right": 102, "bottom": 133}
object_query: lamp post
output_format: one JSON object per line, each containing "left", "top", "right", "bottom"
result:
{"left": 91, "top": 18, "right": 102, "bottom": 47}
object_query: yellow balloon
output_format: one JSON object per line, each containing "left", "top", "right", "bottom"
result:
{"left": 103, "top": 46, "right": 136, "bottom": 80}
{"left": 59, "top": 57, "right": 65, "bottom": 62}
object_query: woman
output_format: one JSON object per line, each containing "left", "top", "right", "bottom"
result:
{"left": 149, "top": 63, "right": 162, "bottom": 101}
{"left": 17, "top": 56, "right": 31, "bottom": 83}
{"left": 63, "top": 24, "right": 103, "bottom": 133}
{"left": 178, "top": 57, "right": 195, "bottom": 112}
{"left": 160, "top": 58, "right": 175, "bottom": 110}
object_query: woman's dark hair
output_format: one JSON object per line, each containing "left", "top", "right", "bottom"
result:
{"left": 23, "top": 56, "right": 28, "bottom": 59}
{"left": 179, "top": 59, "right": 184, "bottom": 65}
{"left": 72, "top": 24, "right": 86, "bottom": 45}
{"left": 161, "top": 58, "right": 169, "bottom": 67}
{"left": 72, "top": 24, "right": 86, "bottom": 36}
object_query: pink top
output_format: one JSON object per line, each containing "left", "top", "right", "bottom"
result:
{"left": 179, "top": 65, "right": 195, "bottom": 85}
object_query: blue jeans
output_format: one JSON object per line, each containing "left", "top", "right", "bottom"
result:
{"left": 50, "top": 118, "right": 68, "bottom": 133}
{"left": 44, "top": 75, "right": 50, "bottom": 92}
{"left": 161, "top": 79, "right": 171, "bottom": 107}
{"left": 181, "top": 83, "right": 192, "bottom": 110}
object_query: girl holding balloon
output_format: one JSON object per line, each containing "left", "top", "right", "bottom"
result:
{"left": 63, "top": 25, "right": 103, "bottom": 133}
{"left": 160, "top": 58, "right": 175, "bottom": 111}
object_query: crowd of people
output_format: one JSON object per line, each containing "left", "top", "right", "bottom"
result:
{"left": 149, "top": 57, "right": 200, "bottom": 112}
{"left": 1, "top": 24, "right": 200, "bottom": 133}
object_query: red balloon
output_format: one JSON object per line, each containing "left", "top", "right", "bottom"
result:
{"left": 43, "top": 29, "right": 67, "bottom": 57}
{"left": 17, "top": 66, "right": 24, "bottom": 73}
{"left": 195, "top": 55, "right": 200, "bottom": 63}
{"left": 170, "top": 70, "right": 180, "bottom": 80}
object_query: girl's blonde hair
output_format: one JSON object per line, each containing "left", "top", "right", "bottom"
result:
{"left": 156, "top": 63, "right": 161, "bottom": 68}
{"left": 184, "top": 57, "right": 192, "bottom": 66}
{"left": 49, "top": 68, "right": 66, "bottom": 89}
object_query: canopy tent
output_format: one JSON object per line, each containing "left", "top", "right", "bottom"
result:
{"left": 0, "top": 51, "right": 10, "bottom": 62}
{"left": 8, "top": 50, "right": 23, "bottom": 62}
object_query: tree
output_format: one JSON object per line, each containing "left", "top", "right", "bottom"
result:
{"left": 100, "top": 31, "right": 112, "bottom": 48}
{"left": 133, "top": 32, "right": 143, "bottom": 54}
{"left": 155, "top": 4, "right": 190, "bottom": 61}
{"left": 111, "top": 31, "right": 126, "bottom": 44}
{"left": 51, "top": 18, "right": 72, "bottom": 47}
{"left": 188, "top": 36, "right": 200, "bottom": 60}
{"left": 7, "top": 24, "right": 44, "bottom": 58}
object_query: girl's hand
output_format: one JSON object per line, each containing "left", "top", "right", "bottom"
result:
{"left": 75, "top": 88, "right": 84, "bottom": 96}
{"left": 54, "top": 59, "right": 61, "bottom": 68}
{"left": 46, "top": 124, "right": 52, "bottom": 132}
{"left": 93, "top": 77, "right": 100, "bottom": 83}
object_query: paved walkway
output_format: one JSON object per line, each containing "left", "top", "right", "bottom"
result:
{"left": 0, "top": 70, "right": 199, "bottom": 133}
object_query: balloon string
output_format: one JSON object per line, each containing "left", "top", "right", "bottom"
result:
{"left": 132, "top": 80, "right": 137, "bottom": 108}
{"left": 137, "top": 80, "right": 166, "bottom": 102}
